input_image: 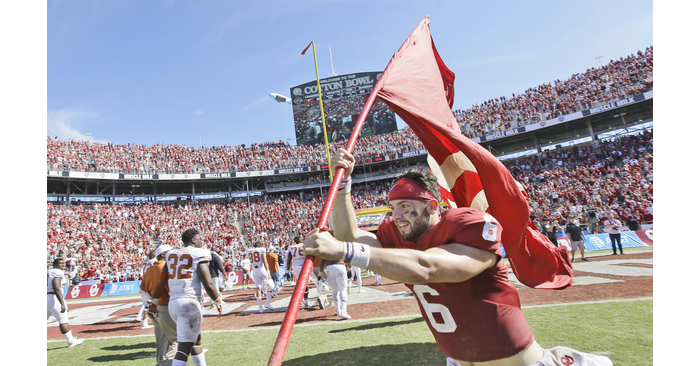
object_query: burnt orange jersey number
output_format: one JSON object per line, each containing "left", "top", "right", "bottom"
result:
{"left": 167, "top": 253, "right": 193, "bottom": 280}
{"left": 290, "top": 245, "right": 303, "bottom": 258}
{"left": 249, "top": 251, "right": 263, "bottom": 265}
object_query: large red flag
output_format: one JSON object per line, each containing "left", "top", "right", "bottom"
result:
{"left": 376, "top": 16, "right": 572, "bottom": 289}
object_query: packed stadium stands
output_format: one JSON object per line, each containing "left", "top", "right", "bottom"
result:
{"left": 46, "top": 47, "right": 653, "bottom": 283}
{"left": 47, "top": 48, "right": 652, "bottom": 175}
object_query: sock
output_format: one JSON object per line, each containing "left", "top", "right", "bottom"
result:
{"left": 341, "top": 301, "right": 348, "bottom": 314}
{"left": 63, "top": 330, "right": 74, "bottom": 344}
{"left": 257, "top": 297, "right": 263, "bottom": 310}
{"left": 172, "top": 359, "right": 188, "bottom": 366}
{"left": 191, "top": 352, "right": 206, "bottom": 366}
{"left": 265, "top": 292, "right": 271, "bottom": 306}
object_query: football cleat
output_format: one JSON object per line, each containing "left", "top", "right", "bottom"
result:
{"left": 69, "top": 338, "right": 85, "bottom": 348}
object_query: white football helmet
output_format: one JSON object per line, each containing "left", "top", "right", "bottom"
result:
{"left": 317, "top": 278, "right": 332, "bottom": 295}
{"left": 263, "top": 277, "right": 275, "bottom": 293}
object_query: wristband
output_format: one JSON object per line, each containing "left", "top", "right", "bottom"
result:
{"left": 338, "top": 177, "right": 352, "bottom": 195}
{"left": 346, "top": 242, "right": 370, "bottom": 269}
{"left": 344, "top": 241, "right": 355, "bottom": 264}
{"left": 150, "top": 298, "right": 159, "bottom": 305}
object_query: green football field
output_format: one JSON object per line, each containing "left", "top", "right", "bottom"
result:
{"left": 47, "top": 297, "right": 652, "bottom": 366}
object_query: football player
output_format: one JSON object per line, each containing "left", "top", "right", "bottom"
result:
{"left": 136, "top": 249, "right": 157, "bottom": 329}
{"left": 320, "top": 258, "right": 350, "bottom": 319}
{"left": 286, "top": 235, "right": 325, "bottom": 309}
{"left": 304, "top": 149, "right": 613, "bottom": 366}
{"left": 47, "top": 258, "right": 84, "bottom": 347}
{"left": 245, "top": 242, "right": 274, "bottom": 312}
{"left": 148, "top": 229, "right": 222, "bottom": 366}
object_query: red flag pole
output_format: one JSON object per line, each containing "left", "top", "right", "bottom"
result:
{"left": 267, "top": 76, "right": 387, "bottom": 366}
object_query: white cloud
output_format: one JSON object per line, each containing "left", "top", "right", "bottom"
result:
{"left": 194, "top": 109, "right": 204, "bottom": 115}
{"left": 47, "top": 108, "right": 108, "bottom": 143}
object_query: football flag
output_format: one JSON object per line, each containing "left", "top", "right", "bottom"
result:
{"left": 375, "top": 16, "right": 573, "bottom": 289}
{"left": 301, "top": 41, "right": 313, "bottom": 56}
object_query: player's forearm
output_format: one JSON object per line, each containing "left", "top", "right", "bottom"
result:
{"left": 198, "top": 264, "right": 220, "bottom": 300}
{"left": 360, "top": 244, "right": 494, "bottom": 285}
{"left": 52, "top": 279, "right": 66, "bottom": 306}
{"left": 365, "top": 247, "right": 441, "bottom": 285}
{"left": 331, "top": 192, "right": 361, "bottom": 242}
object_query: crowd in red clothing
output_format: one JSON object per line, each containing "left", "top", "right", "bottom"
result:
{"left": 46, "top": 46, "right": 654, "bottom": 281}
{"left": 47, "top": 129, "right": 652, "bottom": 283}
{"left": 46, "top": 48, "right": 652, "bottom": 175}
{"left": 454, "top": 47, "right": 653, "bottom": 137}
{"left": 505, "top": 130, "right": 653, "bottom": 230}
{"left": 47, "top": 200, "right": 245, "bottom": 283}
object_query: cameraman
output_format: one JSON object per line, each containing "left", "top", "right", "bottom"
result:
{"left": 604, "top": 214, "right": 624, "bottom": 255}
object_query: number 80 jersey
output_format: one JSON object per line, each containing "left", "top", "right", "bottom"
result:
{"left": 165, "top": 246, "right": 212, "bottom": 300}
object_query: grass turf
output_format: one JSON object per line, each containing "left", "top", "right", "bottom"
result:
{"left": 47, "top": 298, "right": 651, "bottom": 365}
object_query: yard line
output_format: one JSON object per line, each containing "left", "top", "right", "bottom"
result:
{"left": 47, "top": 296, "right": 652, "bottom": 343}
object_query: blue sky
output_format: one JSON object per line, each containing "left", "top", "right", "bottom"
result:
{"left": 44, "top": 0, "right": 654, "bottom": 148}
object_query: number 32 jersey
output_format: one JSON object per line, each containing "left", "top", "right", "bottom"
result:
{"left": 164, "top": 246, "right": 212, "bottom": 300}
{"left": 376, "top": 208, "right": 534, "bottom": 363}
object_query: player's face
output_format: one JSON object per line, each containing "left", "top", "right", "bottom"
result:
{"left": 389, "top": 200, "right": 432, "bottom": 242}
{"left": 192, "top": 234, "right": 205, "bottom": 248}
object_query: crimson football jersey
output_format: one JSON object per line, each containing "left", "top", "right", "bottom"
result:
{"left": 376, "top": 207, "right": 534, "bottom": 362}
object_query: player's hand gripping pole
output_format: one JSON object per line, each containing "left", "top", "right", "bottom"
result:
{"left": 267, "top": 80, "right": 385, "bottom": 366}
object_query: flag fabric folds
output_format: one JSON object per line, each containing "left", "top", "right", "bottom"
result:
{"left": 375, "top": 16, "right": 573, "bottom": 289}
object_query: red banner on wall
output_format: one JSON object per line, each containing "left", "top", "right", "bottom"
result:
{"left": 66, "top": 282, "right": 105, "bottom": 299}
{"left": 226, "top": 270, "right": 243, "bottom": 286}
{"left": 636, "top": 229, "right": 654, "bottom": 246}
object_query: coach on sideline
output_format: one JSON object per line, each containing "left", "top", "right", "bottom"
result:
{"left": 304, "top": 149, "right": 613, "bottom": 366}
{"left": 141, "top": 244, "right": 178, "bottom": 366}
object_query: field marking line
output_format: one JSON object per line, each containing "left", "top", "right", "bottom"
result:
{"left": 47, "top": 296, "right": 652, "bottom": 343}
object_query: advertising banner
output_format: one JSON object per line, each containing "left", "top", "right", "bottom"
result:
{"left": 291, "top": 71, "right": 398, "bottom": 146}
{"left": 101, "top": 281, "right": 142, "bottom": 297}
{"left": 557, "top": 231, "right": 650, "bottom": 253}
{"left": 64, "top": 282, "right": 106, "bottom": 299}
{"left": 636, "top": 228, "right": 653, "bottom": 246}
{"left": 226, "top": 271, "right": 243, "bottom": 286}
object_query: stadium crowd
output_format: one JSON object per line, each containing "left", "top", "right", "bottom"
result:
{"left": 454, "top": 47, "right": 653, "bottom": 137}
{"left": 506, "top": 130, "right": 653, "bottom": 232}
{"left": 47, "top": 129, "right": 652, "bottom": 284}
{"left": 46, "top": 47, "right": 653, "bottom": 284}
{"left": 46, "top": 48, "right": 652, "bottom": 175}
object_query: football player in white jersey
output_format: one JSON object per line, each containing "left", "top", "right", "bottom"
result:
{"left": 149, "top": 229, "right": 222, "bottom": 366}
{"left": 286, "top": 235, "right": 323, "bottom": 309}
{"left": 136, "top": 249, "right": 156, "bottom": 329}
{"left": 245, "top": 242, "right": 274, "bottom": 312}
{"left": 47, "top": 258, "right": 84, "bottom": 347}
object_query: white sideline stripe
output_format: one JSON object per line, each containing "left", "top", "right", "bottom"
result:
{"left": 47, "top": 296, "right": 653, "bottom": 343}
